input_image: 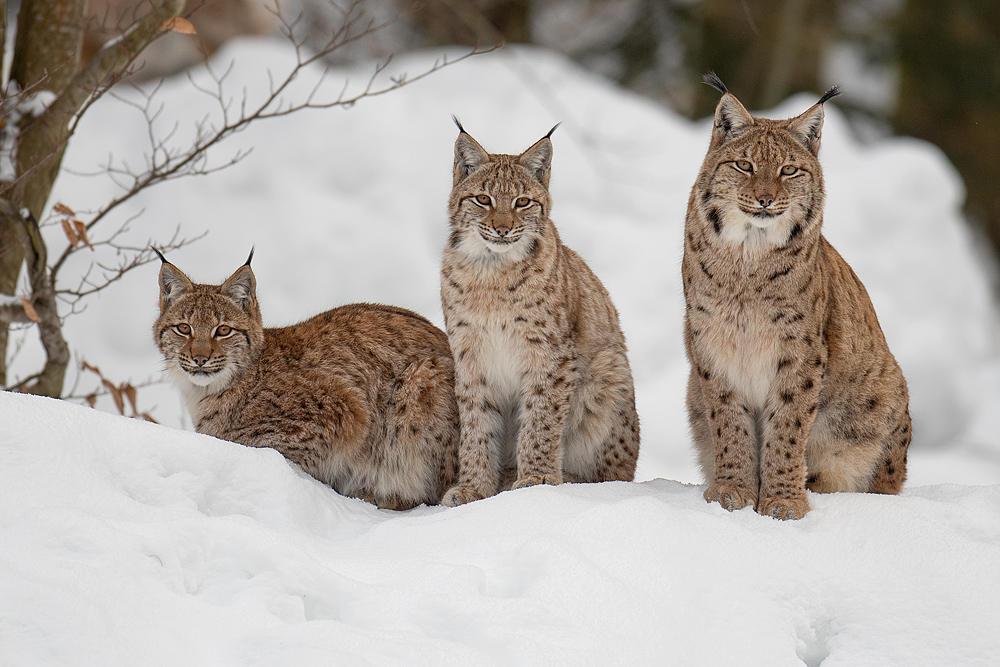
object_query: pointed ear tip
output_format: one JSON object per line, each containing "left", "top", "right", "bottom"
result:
{"left": 703, "top": 71, "right": 729, "bottom": 95}
{"left": 817, "top": 85, "right": 842, "bottom": 106}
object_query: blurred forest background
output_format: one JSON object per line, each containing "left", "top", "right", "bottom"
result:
{"left": 74, "top": 0, "right": 1000, "bottom": 271}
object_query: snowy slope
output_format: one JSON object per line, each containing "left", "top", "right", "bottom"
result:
{"left": 9, "top": 42, "right": 996, "bottom": 486}
{"left": 2, "top": 391, "right": 999, "bottom": 666}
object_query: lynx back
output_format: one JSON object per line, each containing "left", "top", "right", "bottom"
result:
{"left": 153, "top": 252, "right": 459, "bottom": 509}
{"left": 682, "top": 75, "right": 910, "bottom": 519}
{"left": 440, "top": 121, "right": 640, "bottom": 506}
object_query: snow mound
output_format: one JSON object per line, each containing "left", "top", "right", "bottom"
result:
{"left": 2, "top": 391, "right": 999, "bottom": 665}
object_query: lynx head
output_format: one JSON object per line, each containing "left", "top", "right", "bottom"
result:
{"left": 153, "top": 249, "right": 264, "bottom": 395}
{"left": 448, "top": 118, "right": 559, "bottom": 263}
{"left": 696, "top": 73, "right": 840, "bottom": 247}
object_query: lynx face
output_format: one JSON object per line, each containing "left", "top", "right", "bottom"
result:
{"left": 154, "top": 261, "right": 264, "bottom": 396}
{"left": 700, "top": 91, "right": 827, "bottom": 250}
{"left": 448, "top": 127, "right": 554, "bottom": 263}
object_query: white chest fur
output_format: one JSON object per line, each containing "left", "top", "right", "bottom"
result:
{"left": 698, "top": 305, "right": 780, "bottom": 411}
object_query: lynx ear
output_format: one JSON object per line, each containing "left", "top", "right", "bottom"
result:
{"left": 453, "top": 120, "right": 491, "bottom": 185}
{"left": 221, "top": 264, "right": 257, "bottom": 311}
{"left": 519, "top": 130, "right": 556, "bottom": 188}
{"left": 712, "top": 93, "right": 754, "bottom": 145}
{"left": 158, "top": 262, "right": 193, "bottom": 311}
{"left": 787, "top": 86, "right": 839, "bottom": 154}
{"left": 787, "top": 104, "right": 826, "bottom": 155}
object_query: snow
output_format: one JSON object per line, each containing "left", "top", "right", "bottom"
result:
{"left": 2, "top": 391, "right": 1000, "bottom": 665}
{"left": 3, "top": 42, "right": 1000, "bottom": 663}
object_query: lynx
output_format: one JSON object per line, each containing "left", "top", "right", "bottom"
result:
{"left": 439, "top": 120, "right": 640, "bottom": 506}
{"left": 683, "top": 74, "right": 911, "bottom": 520}
{"left": 153, "top": 250, "right": 459, "bottom": 509}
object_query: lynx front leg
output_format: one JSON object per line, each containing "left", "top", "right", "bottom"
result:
{"left": 756, "top": 358, "right": 823, "bottom": 520}
{"left": 441, "top": 345, "right": 506, "bottom": 507}
{"left": 689, "top": 367, "right": 760, "bottom": 511}
{"left": 512, "top": 351, "right": 575, "bottom": 489}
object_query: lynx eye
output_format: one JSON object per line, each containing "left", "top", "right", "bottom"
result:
{"left": 735, "top": 160, "right": 753, "bottom": 173}
{"left": 215, "top": 325, "right": 233, "bottom": 337}
{"left": 781, "top": 165, "right": 798, "bottom": 176}
{"left": 174, "top": 323, "right": 191, "bottom": 335}
{"left": 474, "top": 195, "right": 492, "bottom": 206}
{"left": 514, "top": 197, "right": 531, "bottom": 208}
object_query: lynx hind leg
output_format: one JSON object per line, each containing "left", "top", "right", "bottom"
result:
{"left": 868, "top": 410, "right": 911, "bottom": 494}
{"left": 379, "top": 356, "right": 458, "bottom": 508}
{"left": 562, "top": 349, "right": 640, "bottom": 483}
{"left": 805, "top": 404, "right": 911, "bottom": 496}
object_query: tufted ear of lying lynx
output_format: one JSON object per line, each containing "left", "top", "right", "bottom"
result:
{"left": 153, "top": 252, "right": 459, "bottom": 510}
{"left": 682, "top": 76, "right": 911, "bottom": 520}
{"left": 440, "top": 120, "right": 639, "bottom": 506}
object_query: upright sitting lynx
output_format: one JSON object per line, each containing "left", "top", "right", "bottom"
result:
{"left": 440, "top": 121, "right": 639, "bottom": 506}
{"left": 153, "top": 250, "right": 459, "bottom": 509}
{"left": 683, "top": 75, "right": 911, "bottom": 520}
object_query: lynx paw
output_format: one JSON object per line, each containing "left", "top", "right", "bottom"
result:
{"left": 757, "top": 495, "right": 810, "bottom": 521}
{"left": 704, "top": 483, "right": 755, "bottom": 511}
{"left": 441, "top": 486, "right": 486, "bottom": 507}
{"left": 512, "top": 474, "right": 562, "bottom": 490}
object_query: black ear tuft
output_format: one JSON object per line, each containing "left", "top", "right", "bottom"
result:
{"left": 244, "top": 246, "right": 255, "bottom": 267}
{"left": 452, "top": 115, "right": 466, "bottom": 135}
{"left": 544, "top": 122, "right": 562, "bottom": 139}
{"left": 817, "top": 86, "right": 842, "bottom": 106}
{"left": 151, "top": 247, "right": 167, "bottom": 264}
{"left": 703, "top": 72, "right": 729, "bottom": 95}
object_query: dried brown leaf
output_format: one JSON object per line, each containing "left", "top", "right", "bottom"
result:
{"left": 140, "top": 413, "right": 159, "bottom": 424}
{"left": 81, "top": 361, "right": 102, "bottom": 376}
{"left": 123, "top": 383, "right": 138, "bottom": 413}
{"left": 85, "top": 394, "right": 98, "bottom": 408}
{"left": 163, "top": 17, "right": 196, "bottom": 34}
{"left": 103, "top": 379, "right": 125, "bottom": 415}
{"left": 72, "top": 220, "right": 94, "bottom": 250}
{"left": 61, "top": 218, "right": 79, "bottom": 248}
{"left": 53, "top": 202, "right": 76, "bottom": 216}
{"left": 20, "top": 297, "right": 41, "bottom": 323}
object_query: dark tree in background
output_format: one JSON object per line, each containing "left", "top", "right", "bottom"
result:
{"left": 896, "top": 0, "right": 1000, "bottom": 261}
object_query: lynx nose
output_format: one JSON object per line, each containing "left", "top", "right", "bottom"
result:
{"left": 757, "top": 194, "right": 775, "bottom": 208}
{"left": 192, "top": 355, "right": 209, "bottom": 367}
{"left": 495, "top": 225, "right": 511, "bottom": 237}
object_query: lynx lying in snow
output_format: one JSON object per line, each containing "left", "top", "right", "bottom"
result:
{"left": 682, "top": 75, "right": 911, "bottom": 520}
{"left": 439, "top": 121, "right": 640, "bottom": 506}
{"left": 153, "top": 250, "right": 459, "bottom": 509}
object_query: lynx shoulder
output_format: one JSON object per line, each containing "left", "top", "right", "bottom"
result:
{"left": 682, "top": 76, "right": 910, "bottom": 520}
{"left": 153, "top": 251, "right": 459, "bottom": 509}
{"left": 439, "top": 121, "right": 639, "bottom": 506}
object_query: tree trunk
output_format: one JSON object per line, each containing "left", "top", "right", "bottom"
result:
{"left": 1, "top": 0, "right": 184, "bottom": 394}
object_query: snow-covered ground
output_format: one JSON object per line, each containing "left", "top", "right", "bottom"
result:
{"left": 3, "top": 392, "right": 1000, "bottom": 666}
{"left": 3, "top": 42, "right": 1000, "bottom": 664}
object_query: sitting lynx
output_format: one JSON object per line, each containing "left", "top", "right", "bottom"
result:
{"left": 440, "top": 120, "right": 640, "bottom": 506}
{"left": 683, "top": 74, "right": 911, "bottom": 520}
{"left": 153, "top": 250, "right": 459, "bottom": 509}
